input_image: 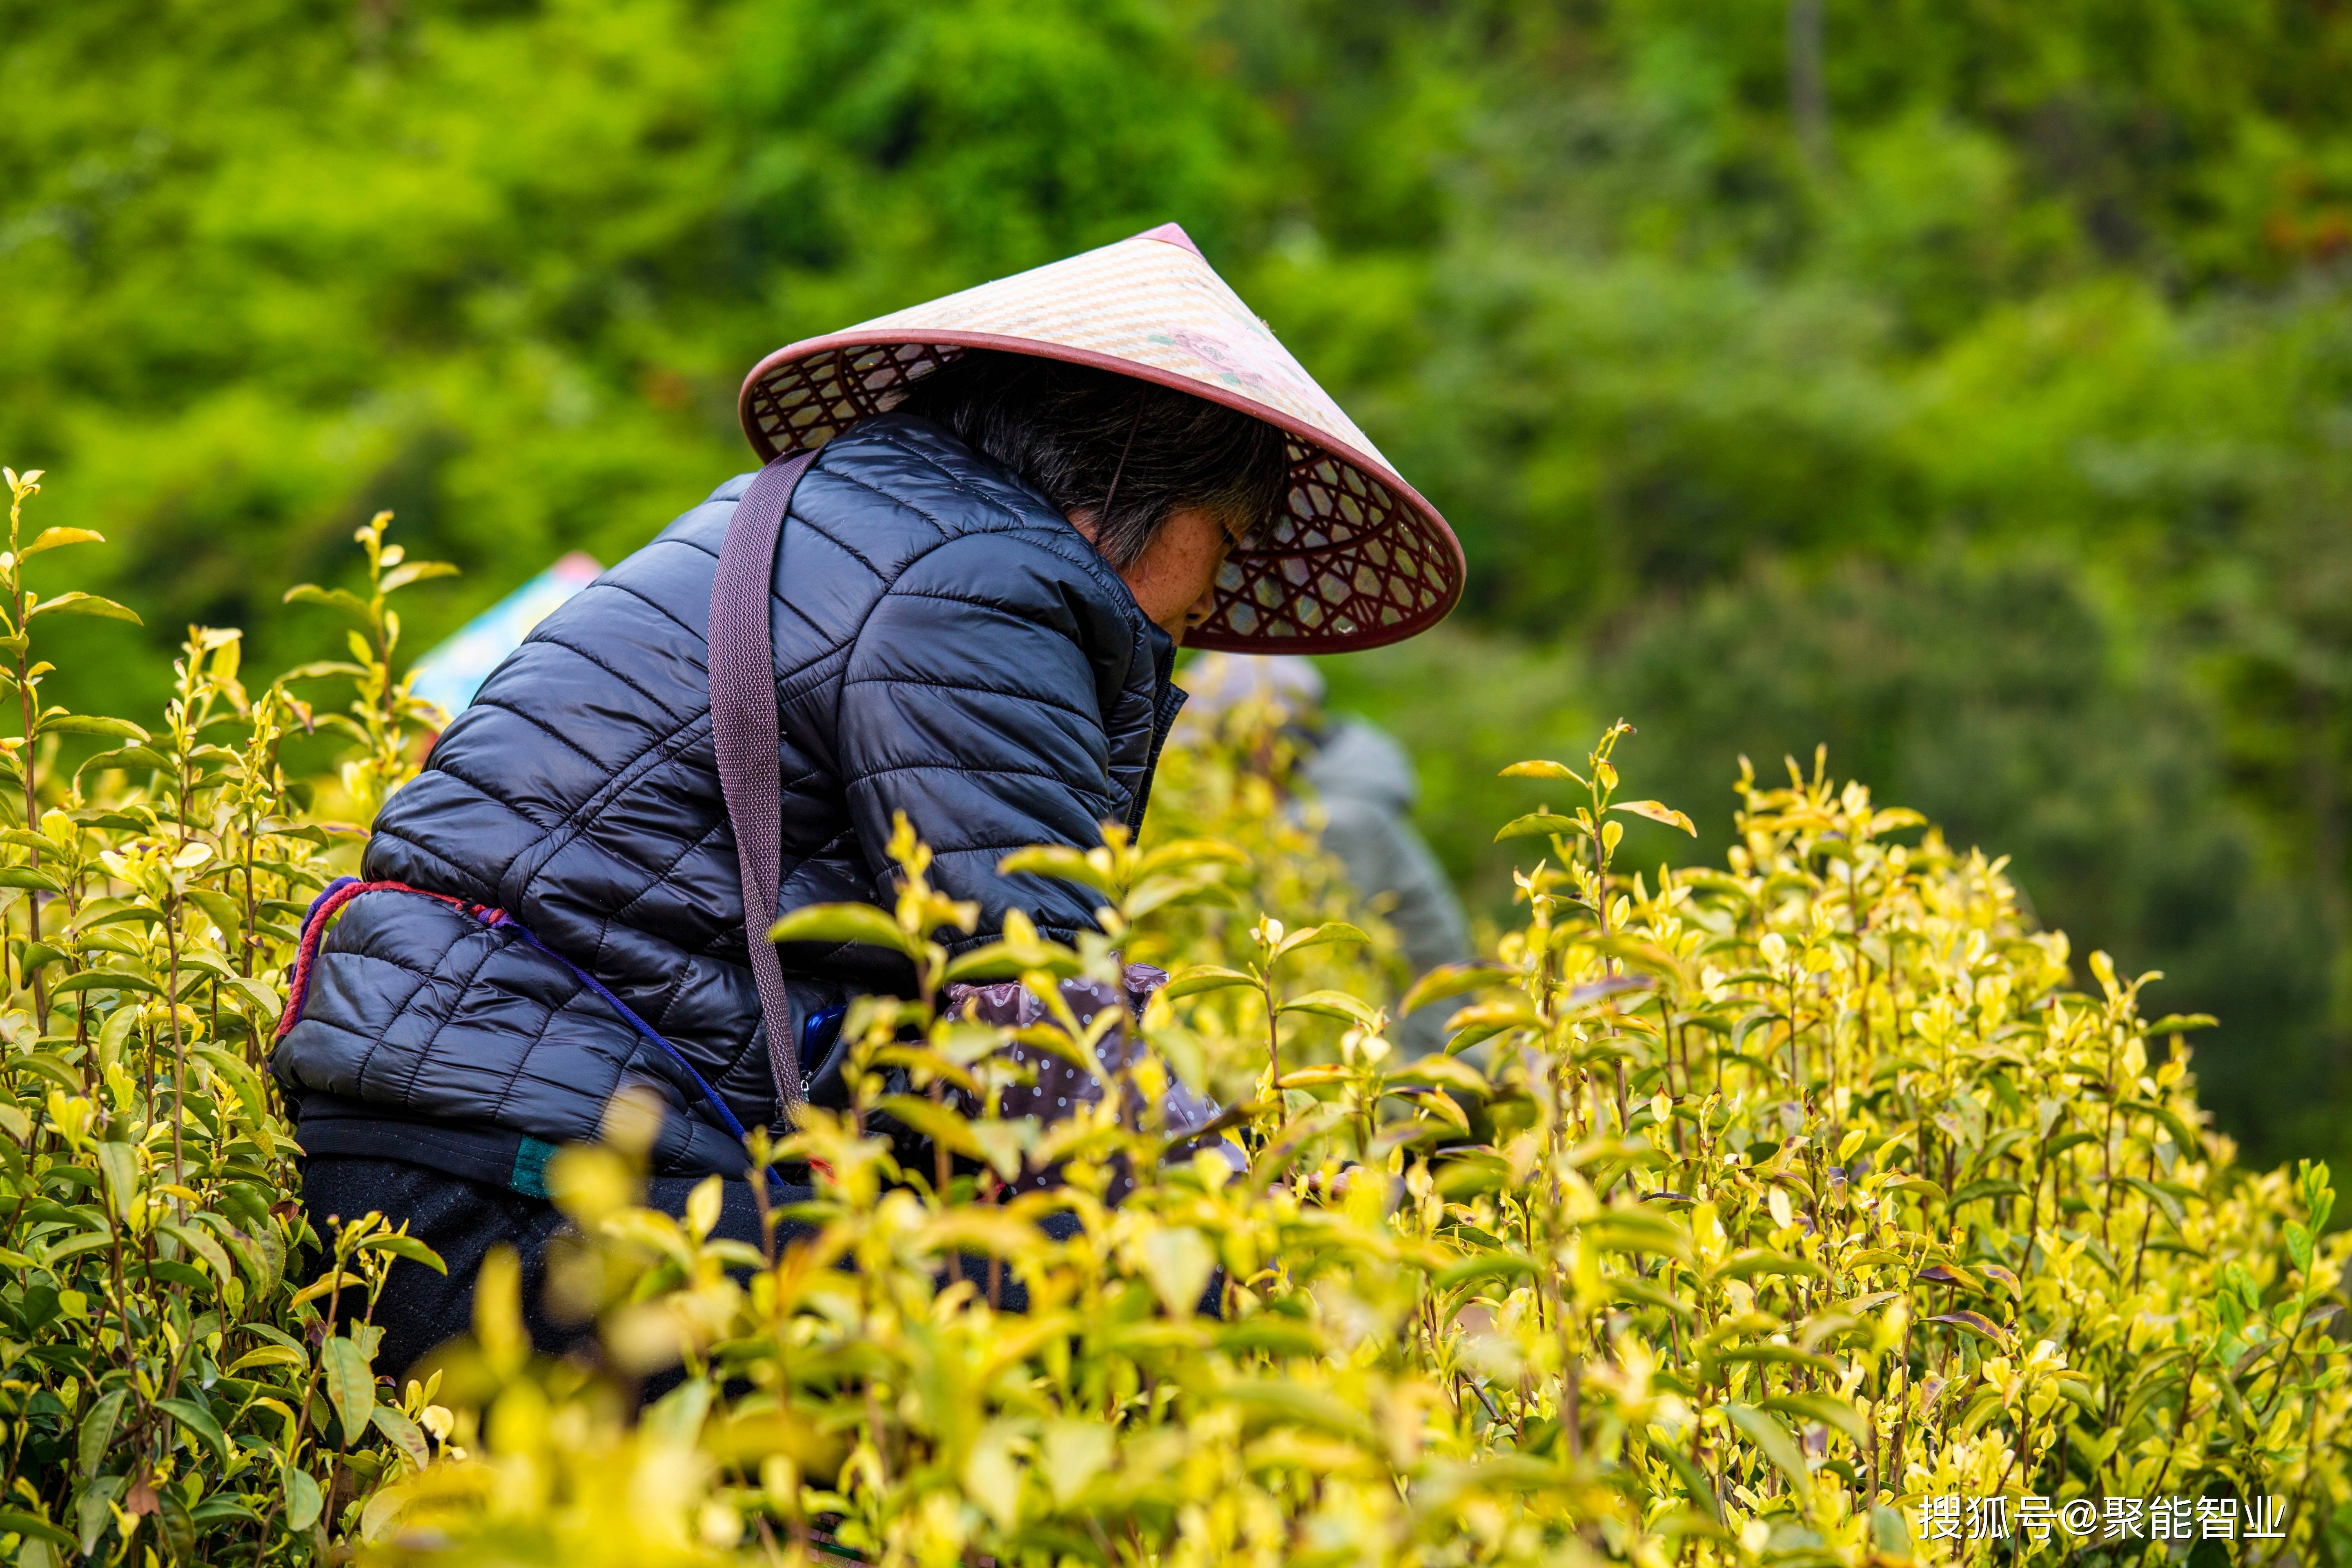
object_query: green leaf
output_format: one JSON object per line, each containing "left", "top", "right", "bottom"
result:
{"left": 0, "top": 865, "right": 65, "bottom": 893}
{"left": 158, "top": 1221, "right": 236, "bottom": 1291}
{"left": 154, "top": 1395, "right": 229, "bottom": 1467}
{"left": 189, "top": 1496, "right": 261, "bottom": 1530}
{"left": 20, "top": 525, "right": 105, "bottom": 558}
{"left": 274, "top": 658, "right": 369, "bottom": 683}
{"left": 147, "top": 1257, "right": 212, "bottom": 1294}
{"left": 75, "top": 744, "right": 174, "bottom": 776}
{"left": 185, "top": 887, "right": 245, "bottom": 934}
{"left": 227, "top": 976, "right": 284, "bottom": 1021}
{"left": 94, "top": 1140, "right": 140, "bottom": 1219}
{"left": 2286, "top": 1220, "right": 2316, "bottom": 1274}
{"left": 212, "top": 1214, "right": 284, "bottom": 1297}
{"left": 227, "top": 1343, "right": 305, "bottom": 1374}
{"left": 1274, "top": 921, "right": 1370, "bottom": 956}
{"left": 282, "top": 1462, "right": 324, "bottom": 1532}
{"left": 1216, "top": 1319, "right": 1324, "bottom": 1358}
{"left": 30, "top": 591, "right": 141, "bottom": 624}
{"left": 321, "top": 1334, "right": 376, "bottom": 1448}
{"left": 1926, "top": 1310, "right": 2013, "bottom": 1348}
{"left": 1435, "top": 1252, "right": 1539, "bottom": 1289}
{"left": 1713, "top": 1344, "right": 1840, "bottom": 1376}
{"left": 1133, "top": 838, "right": 1249, "bottom": 879}
{"left": 33, "top": 713, "right": 149, "bottom": 743}
{"left": 379, "top": 560, "right": 460, "bottom": 594}
{"left": 1442, "top": 996, "right": 1543, "bottom": 1039}
{"left": 172, "top": 947, "right": 237, "bottom": 985}
{"left": 370, "top": 1404, "right": 433, "bottom": 1469}
{"left": 1498, "top": 759, "right": 1586, "bottom": 784}
{"left": 876, "top": 1094, "right": 982, "bottom": 1159}
{"left": 1587, "top": 933, "right": 1684, "bottom": 977}
{"left": 2120, "top": 1175, "right": 2187, "bottom": 1227}
{"left": 1138, "top": 1225, "right": 1216, "bottom": 1320}
{"left": 1494, "top": 810, "right": 1585, "bottom": 843}
{"left": 1398, "top": 961, "right": 1521, "bottom": 1016}
{"left": 1650, "top": 1442, "right": 1723, "bottom": 1524}
{"left": 942, "top": 929, "right": 1083, "bottom": 983}
{"left": 282, "top": 583, "right": 374, "bottom": 624}
{"left": 1162, "top": 964, "right": 1258, "bottom": 999}
{"left": 1385, "top": 1054, "right": 1492, "bottom": 1097}
{"left": 995, "top": 844, "right": 1119, "bottom": 895}
{"left": 75, "top": 1477, "right": 117, "bottom": 1556}
{"left": 1760, "top": 1391, "right": 1868, "bottom": 1443}
{"left": 49, "top": 970, "right": 161, "bottom": 997}
{"left": 1716, "top": 1248, "right": 1826, "bottom": 1281}
{"left": 1123, "top": 868, "right": 1234, "bottom": 918}
{"left": 1276, "top": 988, "right": 1382, "bottom": 1026}
{"left": 1873, "top": 1505, "right": 1914, "bottom": 1559}
{"left": 2129, "top": 1098, "right": 2203, "bottom": 1153}
{"left": 354, "top": 1231, "right": 448, "bottom": 1274}
{"left": 1724, "top": 1403, "right": 1811, "bottom": 1500}
{"left": 192, "top": 1046, "right": 268, "bottom": 1123}
{"left": 1948, "top": 1178, "right": 2027, "bottom": 1209}
{"left": 76, "top": 1387, "right": 127, "bottom": 1476}
{"left": 1886, "top": 1175, "right": 1948, "bottom": 1207}
{"left": 0, "top": 1508, "right": 76, "bottom": 1551}
{"left": 1218, "top": 1381, "right": 1378, "bottom": 1444}
{"left": 1609, "top": 799, "right": 1697, "bottom": 835}
{"left": 1556, "top": 974, "right": 1656, "bottom": 1016}
{"left": 42, "top": 1231, "right": 115, "bottom": 1267}
{"left": 11, "top": 1050, "right": 84, "bottom": 1094}
{"left": 2146, "top": 1013, "right": 2219, "bottom": 1033}
{"left": 766, "top": 902, "right": 921, "bottom": 960}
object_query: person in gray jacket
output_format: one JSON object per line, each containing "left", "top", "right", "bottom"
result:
{"left": 1179, "top": 653, "right": 1472, "bottom": 1056}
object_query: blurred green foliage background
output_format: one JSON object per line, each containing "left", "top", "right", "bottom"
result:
{"left": 6, "top": 0, "right": 2351, "bottom": 1165}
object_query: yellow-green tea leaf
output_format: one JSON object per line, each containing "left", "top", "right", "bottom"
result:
{"left": 1493, "top": 810, "right": 1584, "bottom": 843}
{"left": 154, "top": 1396, "right": 229, "bottom": 1466}
{"left": 320, "top": 1334, "right": 375, "bottom": 1448}
{"left": 1609, "top": 799, "right": 1697, "bottom": 835}
{"left": 1723, "top": 1403, "right": 1811, "bottom": 1500}
{"left": 766, "top": 902, "right": 921, "bottom": 959}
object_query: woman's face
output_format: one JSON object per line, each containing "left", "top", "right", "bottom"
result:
{"left": 1077, "top": 506, "right": 1239, "bottom": 645}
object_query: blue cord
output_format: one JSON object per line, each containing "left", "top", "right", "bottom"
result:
{"left": 293, "top": 879, "right": 793, "bottom": 1192}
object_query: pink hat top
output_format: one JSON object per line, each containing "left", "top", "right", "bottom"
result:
{"left": 738, "top": 224, "right": 1461, "bottom": 653}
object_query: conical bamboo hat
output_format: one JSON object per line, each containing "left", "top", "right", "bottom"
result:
{"left": 739, "top": 224, "right": 1461, "bottom": 653}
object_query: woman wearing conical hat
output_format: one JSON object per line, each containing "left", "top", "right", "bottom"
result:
{"left": 270, "top": 223, "right": 1461, "bottom": 1371}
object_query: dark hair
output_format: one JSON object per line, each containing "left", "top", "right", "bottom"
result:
{"left": 889, "top": 350, "right": 1291, "bottom": 570}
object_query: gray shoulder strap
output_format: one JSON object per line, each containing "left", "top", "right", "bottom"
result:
{"left": 708, "top": 451, "right": 817, "bottom": 1114}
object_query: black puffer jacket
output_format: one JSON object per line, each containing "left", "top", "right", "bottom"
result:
{"left": 272, "top": 416, "right": 1183, "bottom": 1189}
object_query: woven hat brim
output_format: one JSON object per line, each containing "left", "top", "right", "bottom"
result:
{"left": 739, "top": 330, "right": 1463, "bottom": 654}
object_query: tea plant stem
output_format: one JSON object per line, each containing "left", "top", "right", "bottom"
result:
{"left": 1786, "top": 972, "right": 1800, "bottom": 1093}
{"left": 1260, "top": 970, "right": 1281, "bottom": 1104}
{"left": 165, "top": 914, "right": 187, "bottom": 1200}
{"left": 107, "top": 1211, "right": 138, "bottom": 1376}
{"left": 2127, "top": 1143, "right": 2160, "bottom": 1290}
{"left": 14, "top": 647, "right": 46, "bottom": 1035}
{"left": 930, "top": 1077, "right": 951, "bottom": 1197}
{"left": 2100, "top": 1027, "right": 2123, "bottom": 1232}
{"left": 238, "top": 823, "right": 258, "bottom": 978}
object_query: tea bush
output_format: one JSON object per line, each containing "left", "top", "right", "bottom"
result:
{"left": 0, "top": 463, "right": 2345, "bottom": 1567}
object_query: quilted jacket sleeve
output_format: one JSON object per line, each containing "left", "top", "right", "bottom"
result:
{"left": 835, "top": 529, "right": 1135, "bottom": 949}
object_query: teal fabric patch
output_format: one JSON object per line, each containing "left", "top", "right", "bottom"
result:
{"left": 510, "top": 1136, "right": 558, "bottom": 1199}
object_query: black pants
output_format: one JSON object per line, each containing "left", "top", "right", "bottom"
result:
{"left": 301, "top": 1156, "right": 808, "bottom": 1379}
